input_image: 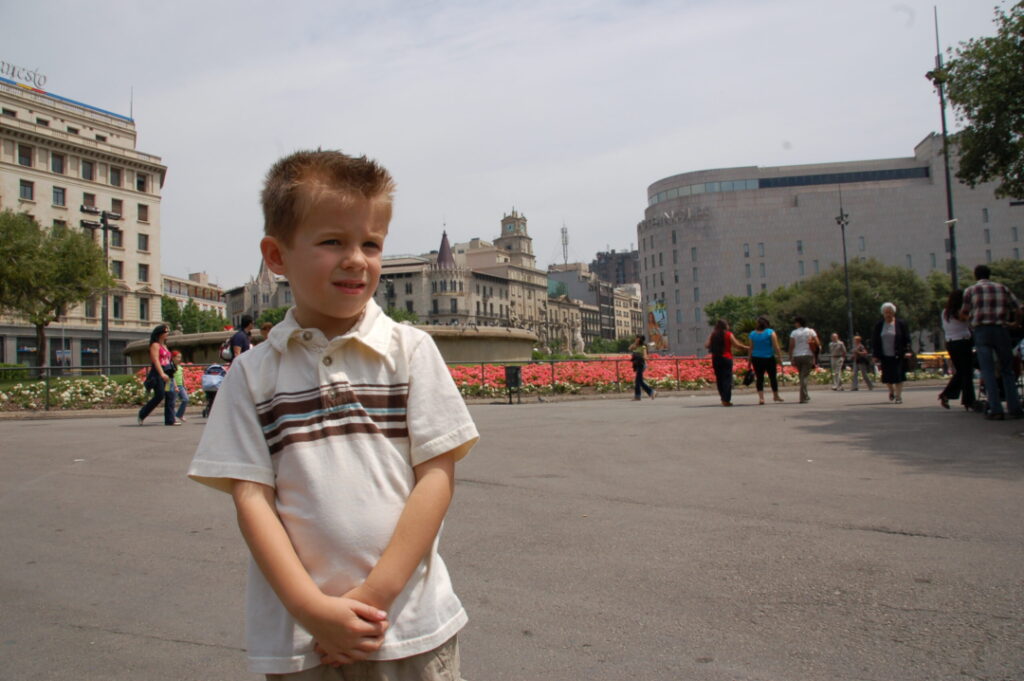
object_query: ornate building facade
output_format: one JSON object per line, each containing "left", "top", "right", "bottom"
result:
{"left": 0, "top": 72, "right": 166, "bottom": 367}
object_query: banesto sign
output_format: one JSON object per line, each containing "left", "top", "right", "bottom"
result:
{"left": 637, "top": 206, "right": 710, "bottom": 230}
{"left": 1, "top": 60, "right": 47, "bottom": 89}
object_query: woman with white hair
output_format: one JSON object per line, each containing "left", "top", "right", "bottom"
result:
{"left": 871, "top": 302, "right": 913, "bottom": 404}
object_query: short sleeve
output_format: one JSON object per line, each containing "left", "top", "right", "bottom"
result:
{"left": 187, "top": 362, "right": 276, "bottom": 493}
{"left": 405, "top": 335, "right": 479, "bottom": 467}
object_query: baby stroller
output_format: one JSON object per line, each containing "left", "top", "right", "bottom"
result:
{"left": 201, "top": 364, "right": 227, "bottom": 418}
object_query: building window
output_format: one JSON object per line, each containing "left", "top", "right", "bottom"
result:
{"left": 813, "top": 260, "right": 820, "bottom": 273}
{"left": 139, "top": 297, "right": 149, "bottom": 321}
{"left": 930, "top": 253, "right": 937, "bottom": 268}
{"left": 53, "top": 219, "right": 67, "bottom": 230}
{"left": 96, "top": 134, "right": 107, "bottom": 142}
{"left": 67, "top": 126, "right": 78, "bottom": 135}
{"left": 691, "top": 247, "right": 697, "bottom": 262}
{"left": 110, "top": 167, "right": 122, "bottom": 187}
{"left": 52, "top": 186, "right": 66, "bottom": 207}
{"left": 695, "top": 306, "right": 701, "bottom": 323}
{"left": 36, "top": 117, "right": 49, "bottom": 126}
{"left": 17, "top": 145, "right": 32, "bottom": 166}
{"left": 405, "top": 282, "right": 413, "bottom": 294}
{"left": 136, "top": 173, "right": 148, "bottom": 193}
{"left": 757, "top": 242, "right": 765, "bottom": 257}
{"left": 692, "top": 267, "right": 698, "bottom": 282}
{"left": 1, "top": 107, "right": 15, "bottom": 117}
{"left": 138, "top": 263, "right": 149, "bottom": 282}
{"left": 798, "top": 260, "right": 805, "bottom": 275}
{"left": 658, "top": 253, "right": 663, "bottom": 267}
{"left": 85, "top": 297, "right": 97, "bottom": 318}
{"left": 112, "top": 295, "right": 124, "bottom": 319}
{"left": 406, "top": 300, "right": 415, "bottom": 313}
{"left": 745, "top": 263, "right": 751, "bottom": 278}
{"left": 984, "top": 228, "right": 991, "bottom": 244}
{"left": 693, "top": 287, "right": 700, "bottom": 302}
{"left": 982, "top": 208, "right": 989, "bottom": 223}
{"left": 1012, "top": 226, "right": 1019, "bottom": 242}
{"left": 1014, "top": 248, "right": 1020, "bottom": 260}
{"left": 450, "top": 299, "right": 458, "bottom": 313}
{"left": 137, "top": 233, "right": 149, "bottom": 251}
{"left": 672, "top": 250, "right": 678, "bottom": 264}
{"left": 906, "top": 254, "right": 912, "bottom": 268}
{"left": 81, "top": 160, "right": 94, "bottom": 180}
{"left": 111, "top": 198, "right": 123, "bottom": 216}
{"left": 796, "top": 240, "right": 803, "bottom": 254}
{"left": 51, "top": 153, "right": 65, "bottom": 174}
{"left": 858, "top": 236, "right": 866, "bottom": 252}
{"left": 759, "top": 262, "right": 766, "bottom": 278}
{"left": 671, "top": 230, "right": 677, "bottom": 244}
{"left": 746, "top": 284, "right": 753, "bottom": 297}
{"left": 986, "top": 249, "right": 992, "bottom": 263}
{"left": 743, "top": 243, "right": 750, "bottom": 257}
{"left": 138, "top": 204, "right": 149, "bottom": 222}
{"left": 19, "top": 180, "right": 34, "bottom": 201}
{"left": 111, "top": 260, "right": 124, "bottom": 279}
{"left": 83, "top": 192, "right": 96, "bottom": 208}
{"left": 432, "top": 299, "right": 439, "bottom": 314}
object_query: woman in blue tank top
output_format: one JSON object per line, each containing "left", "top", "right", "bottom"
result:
{"left": 748, "top": 315, "right": 785, "bottom": 405}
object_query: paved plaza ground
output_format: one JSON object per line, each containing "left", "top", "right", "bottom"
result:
{"left": 1, "top": 384, "right": 1022, "bottom": 681}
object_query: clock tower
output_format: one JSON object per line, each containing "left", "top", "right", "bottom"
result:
{"left": 494, "top": 208, "right": 535, "bottom": 268}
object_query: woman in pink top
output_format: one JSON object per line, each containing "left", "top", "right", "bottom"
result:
{"left": 138, "top": 324, "right": 178, "bottom": 426}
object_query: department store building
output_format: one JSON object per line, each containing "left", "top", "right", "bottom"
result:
{"left": 638, "top": 133, "right": 1021, "bottom": 356}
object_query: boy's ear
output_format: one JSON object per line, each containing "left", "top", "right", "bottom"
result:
{"left": 260, "top": 236, "right": 288, "bottom": 275}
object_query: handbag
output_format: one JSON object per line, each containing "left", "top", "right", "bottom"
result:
{"left": 808, "top": 333, "right": 820, "bottom": 355}
{"left": 742, "top": 367, "right": 755, "bottom": 386}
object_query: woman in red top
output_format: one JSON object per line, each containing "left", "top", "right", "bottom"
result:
{"left": 706, "top": 319, "right": 750, "bottom": 406}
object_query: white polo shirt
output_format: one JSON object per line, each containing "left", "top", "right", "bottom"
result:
{"left": 188, "top": 301, "right": 479, "bottom": 674}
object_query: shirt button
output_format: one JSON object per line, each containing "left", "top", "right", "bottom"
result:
{"left": 323, "top": 356, "right": 332, "bottom": 366}
{"left": 302, "top": 331, "right": 313, "bottom": 341}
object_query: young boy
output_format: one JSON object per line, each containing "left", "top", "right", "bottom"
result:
{"left": 187, "top": 150, "right": 479, "bottom": 679}
{"left": 170, "top": 350, "right": 189, "bottom": 423}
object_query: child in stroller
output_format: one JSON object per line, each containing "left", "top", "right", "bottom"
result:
{"left": 200, "top": 364, "right": 227, "bottom": 418}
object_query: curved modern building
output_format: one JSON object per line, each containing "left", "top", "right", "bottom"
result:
{"left": 637, "top": 133, "right": 1022, "bottom": 355}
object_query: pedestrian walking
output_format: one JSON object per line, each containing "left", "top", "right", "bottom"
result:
{"left": 871, "top": 302, "right": 912, "bottom": 404}
{"left": 706, "top": 319, "right": 750, "bottom": 406}
{"left": 629, "top": 334, "right": 656, "bottom": 401}
{"left": 788, "top": 316, "right": 819, "bottom": 404}
{"left": 828, "top": 333, "right": 847, "bottom": 391}
{"left": 937, "top": 289, "right": 975, "bottom": 411}
{"left": 961, "top": 264, "right": 1021, "bottom": 419}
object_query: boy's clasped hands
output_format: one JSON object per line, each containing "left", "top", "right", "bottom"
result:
{"left": 305, "top": 587, "right": 390, "bottom": 667}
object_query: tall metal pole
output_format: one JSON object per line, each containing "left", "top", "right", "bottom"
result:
{"left": 928, "top": 7, "right": 958, "bottom": 289}
{"left": 100, "top": 212, "right": 110, "bottom": 369}
{"left": 836, "top": 187, "right": 855, "bottom": 349}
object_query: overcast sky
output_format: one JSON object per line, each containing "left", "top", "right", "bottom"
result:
{"left": 5, "top": 0, "right": 1001, "bottom": 289}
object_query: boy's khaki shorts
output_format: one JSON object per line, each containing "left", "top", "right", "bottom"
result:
{"left": 266, "top": 636, "right": 461, "bottom": 681}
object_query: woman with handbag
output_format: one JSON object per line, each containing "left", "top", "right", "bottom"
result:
{"left": 748, "top": 315, "right": 785, "bottom": 405}
{"left": 706, "top": 319, "right": 750, "bottom": 406}
{"left": 871, "top": 302, "right": 913, "bottom": 404}
{"left": 788, "top": 316, "right": 820, "bottom": 404}
{"left": 137, "top": 324, "right": 178, "bottom": 426}
{"left": 628, "top": 334, "right": 656, "bottom": 401}
{"left": 937, "top": 289, "right": 974, "bottom": 410}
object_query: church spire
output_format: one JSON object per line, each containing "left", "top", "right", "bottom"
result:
{"left": 436, "top": 230, "right": 456, "bottom": 269}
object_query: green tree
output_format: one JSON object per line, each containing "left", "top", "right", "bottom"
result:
{"left": 0, "top": 211, "right": 113, "bottom": 367}
{"left": 984, "top": 258, "right": 1024, "bottom": 300}
{"left": 385, "top": 306, "right": 419, "bottom": 323}
{"left": 161, "top": 296, "right": 181, "bottom": 331}
{"left": 179, "top": 299, "right": 202, "bottom": 334}
{"left": 256, "top": 306, "right": 289, "bottom": 327}
{"left": 939, "top": 3, "right": 1024, "bottom": 198}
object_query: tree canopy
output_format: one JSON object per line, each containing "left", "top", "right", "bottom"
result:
{"left": 256, "top": 306, "right": 290, "bottom": 328}
{"left": 161, "top": 295, "right": 231, "bottom": 334}
{"left": 0, "top": 210, "right": 113, "bottom": 366}
{"left": 941, "top": 3, "right": 1024, "bottom": 199}
{"left": 705, "top": 259, "right": 933, "bottom": 347}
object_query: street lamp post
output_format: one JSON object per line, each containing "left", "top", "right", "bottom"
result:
{"left": 835, "top": 188, "right": 855, "bottom": 351}
{"left": 80, "top": 205, "right": 121, "bottom": 369}
{"left": 925, "top": 8, "right": 958, "bottom": 289}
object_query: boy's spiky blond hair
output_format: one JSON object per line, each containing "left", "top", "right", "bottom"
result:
{"left": 261, "top": 149, "right": 395, "bottom": 244}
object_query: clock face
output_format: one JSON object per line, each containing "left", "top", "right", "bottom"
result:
{"left": 506, "top": 224, "right": 514, "bottom": 232}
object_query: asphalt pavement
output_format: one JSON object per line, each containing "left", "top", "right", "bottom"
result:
{"left": 1, "top": 384, "right": 1022, "bottom": 681}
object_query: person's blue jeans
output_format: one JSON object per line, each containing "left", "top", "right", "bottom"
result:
{"left": 175, "top": 386, "right": 189, "bottom": 419}
{"left": 634, "top": 367, "right": 654, "bottom": 398}
{"left": 974, "top": 325, "right": 1020, "bottom": 415}
{"left": 139, "top": 385, "right": 176, "bottom": 425}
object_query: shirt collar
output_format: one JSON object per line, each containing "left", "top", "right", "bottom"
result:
{"left": 268, "top": 299, "right": 394, "bottom": 359}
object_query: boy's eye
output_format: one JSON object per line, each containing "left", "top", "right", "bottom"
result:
{"left": 363, "top": 241, "right": 382, "bottom": 251}
{"left": 319, "top": 239, "right": 341, "bottom": 246}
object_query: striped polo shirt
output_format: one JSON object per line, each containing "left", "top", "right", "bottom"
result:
{"left": 188, "top": 300, "right": 479, "bottom": 674}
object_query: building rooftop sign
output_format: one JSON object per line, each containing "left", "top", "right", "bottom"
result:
{"left": 1, "top": 60, "right": 47, "bottom": 89}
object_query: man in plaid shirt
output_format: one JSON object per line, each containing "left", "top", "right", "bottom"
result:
{"left": 961, "top": 264, "right": 1022, "bottom": 419}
